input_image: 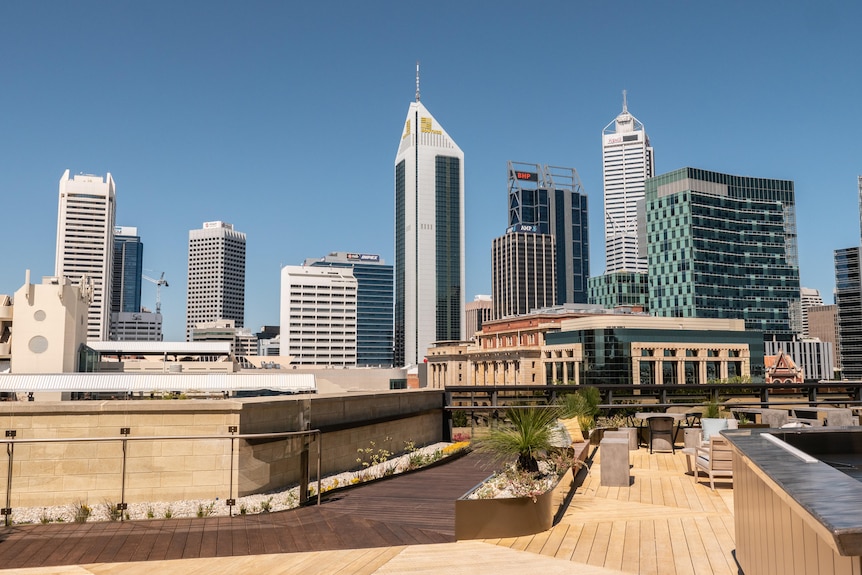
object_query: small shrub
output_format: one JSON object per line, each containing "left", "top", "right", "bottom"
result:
{"left": 39, "top": 509, "right": 51, "bottom": 524}
{"left": 196, "top": 501, "right": 215, "bottom": 518}
{"left": 259, "top": 497, "right": 272, "bottom": 513}
{"left": 164, "top": 506, "right": 173, "bottom": 519}
{"left": 451, "top": 410, "right": 468, "bottom": 427}
{"left": 102, "top": 500, "right": 122, "bottom": 522}
{"left": 356, "top": 437, "right": 393, "bottom": 470}
{"left": 146, "top": 506, "right": 154, "bottom": 519}
{"left": 239, "top": 504, "right": 247, "bottom": 515}
{"left": 74, "top": 501, "right": 91, "bottom": 523}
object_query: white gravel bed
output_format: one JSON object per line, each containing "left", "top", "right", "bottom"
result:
{"left": 9, "top": 442, "right": 457, "bottom": 525}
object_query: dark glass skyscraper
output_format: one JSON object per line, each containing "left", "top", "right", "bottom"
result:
{"left": 491, "top": 230, "right": 556, "bottom": 318}
{"left": 644, "top": 167, "right": 800, "bottom": 336}
{"left": 307, "top": 252, "right": 394, "bottom": 367}
{"left": 835, "top": 247, "right": 862, "bottom": 379}
{"left": 111, "top": 226, "right": 143, "bottom": 314}
{"left": 507, "top": 162, "right": 590, "bottom": 304}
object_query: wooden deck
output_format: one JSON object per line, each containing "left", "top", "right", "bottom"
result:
{"left": 483, "top": 445, "right": 739, "bottom": 575}
{"left": 0, "top": 451, "right": 498, "bottom": 570}
{"left": 0, "top": 445, "right": 740, "bottom": 575}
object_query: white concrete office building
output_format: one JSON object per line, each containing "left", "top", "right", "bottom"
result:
{"left": 110, "top": 311, "right": 163, "bottom": 342}
{"left": 186, "top": 221, "right": 246, "bottom": 340}
{"left": 55, "top": 170, "right": 116, "bottom": 341}
{"left": 280, "top": 265, "right": 358, "bottom": 366}
{"left": 394, "top": 74, "right": 465, "bottom": 366}
{"left": 602, "top": 92, "right": 654, "bottom": 273}
{"left": 800, "top": 287, "right": 824, "bottom": 337}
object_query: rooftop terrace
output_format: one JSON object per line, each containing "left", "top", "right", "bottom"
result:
{"left": 0, "top": 444, "right": 738, "bottom": 575}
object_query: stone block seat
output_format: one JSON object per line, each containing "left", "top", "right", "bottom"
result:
{"left": 600, "top": 437, "right": 630, "bottom": 487}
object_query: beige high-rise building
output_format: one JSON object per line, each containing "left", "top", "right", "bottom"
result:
{"left": 808, "top": 304, "right": 840, "bottom": 373}
{"left": 465, "top": 295, "right": 492, "bottom": 341}
{"left": 186, "top": 221, "right": 246, "bottom": 341}
{"left": 55, "top": 170, "right": 116, "bottom": 341}
{"left": 799, "top": 287, "right": 824, "bottom": 337}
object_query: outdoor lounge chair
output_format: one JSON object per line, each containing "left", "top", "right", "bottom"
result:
{"left": 694, "top": 435, "right": 733, "bottom": 490}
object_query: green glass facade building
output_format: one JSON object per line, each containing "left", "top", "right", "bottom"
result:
{"left": 588, "top": 271, "right": 649, "bottom": 311}
{"left": 644, "top": 168, "right": 800, "bottom": 336}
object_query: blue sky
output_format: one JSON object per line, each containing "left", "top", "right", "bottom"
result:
{"left": 1, "top": 1, "right": 860, "bottom": 341}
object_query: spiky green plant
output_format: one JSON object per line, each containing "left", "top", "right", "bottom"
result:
{"left": 703, "top": 399, "right": 721, "bottom": 419}
{"left": 478, "top": 406, "right": 560, "bottom": 473}
{"left": 559, "top": 387, "right": 601, "bottom": 422}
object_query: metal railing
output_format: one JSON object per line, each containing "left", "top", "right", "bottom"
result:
{"left": 1, "top": 429, "right": 322, "bottom": 527}
{"left": 445, "top": 382, "right": 862, "bottom": 410}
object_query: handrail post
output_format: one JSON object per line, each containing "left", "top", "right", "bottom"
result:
{"left": 227, "top": 425, "right": 237, "bottom": 516}
{"left": 4, "top": 431, "right": 15, "bottom": 527}
{"left": 316, "top": 431, "right": 321, "bottom": 506}
{"left": 119, "top": 427, "right": 130, "bottom": 520}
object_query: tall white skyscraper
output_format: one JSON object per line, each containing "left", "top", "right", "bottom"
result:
{"left": 602, "top": 92, "right": 654, "bottom": 273}
{"left": 55, "top": 170, "right": 116, "bottom": 341}
{"left": 280, "top": 265, "right": 358, "bottom": 366}
{"left": 186, "top": 221, "right": 246, "bottom": 340}
{"left": 394, "top": 70, "right": 465, "bottom": 366}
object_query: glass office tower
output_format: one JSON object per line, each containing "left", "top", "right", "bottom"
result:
{"left": 111, "top": 227, "right": 143, "bottom": 314}
{"left": 835, "top": 247, "right": 862, "bottom": 379}
{"left": 307, "top": 252, "right": 394, "bottom": 367}
{"left": 644, "top": 167, "right": 800, "bottom": 336}
{"left": 507, "top": 162, "right": 589, "bottom": 304}
{"left": 394, "top": 90, "right": 465, "bottom": 366}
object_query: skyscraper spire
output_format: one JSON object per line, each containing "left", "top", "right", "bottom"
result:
{"left": 415, "top": 61, "right": 420, "bottom": 102}
{"left": 622, "top": 89, "right": 628, "bottom": 113}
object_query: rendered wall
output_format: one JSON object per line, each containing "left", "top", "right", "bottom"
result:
{"left": 0, "top": 390, "right": 444, "bottom": 507}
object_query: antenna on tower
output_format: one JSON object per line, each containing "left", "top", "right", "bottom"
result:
{"left": 622, "top": 89, "right": 628, "bottom": 113}
{"left": 416, "top": 61, "right": 420, "bottom": 102}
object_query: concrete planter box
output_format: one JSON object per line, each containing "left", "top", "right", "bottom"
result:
{"left": 454, "top": 442, "right": 589, "bottom": 540}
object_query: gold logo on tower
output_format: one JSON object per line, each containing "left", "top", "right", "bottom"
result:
{"left": 420, "top": 117, "right": 442, "bottom": 135}
{"left": 402, "top": 119, "right": 411, "bottom": 140}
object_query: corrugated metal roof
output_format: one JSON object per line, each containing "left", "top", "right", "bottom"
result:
{"left": 86, "top": 342, "right": 232, "bottom": 354}
{"left": 0, "top": 373, "right": 315, "bottom": 393}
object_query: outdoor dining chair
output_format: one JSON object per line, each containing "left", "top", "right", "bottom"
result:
{"left": 647, "top": 416, "right": 675, "bottom": 454}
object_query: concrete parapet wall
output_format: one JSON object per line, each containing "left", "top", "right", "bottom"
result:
{"left": 0, "top": 389, "right": 444, "bottom": 508}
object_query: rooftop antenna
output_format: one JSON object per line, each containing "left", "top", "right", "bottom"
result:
{"left": 416, "top": 61, "right": 420, "bottom": 102}
{"left": 622, "top": 89, "right": 628, "bottom": 113}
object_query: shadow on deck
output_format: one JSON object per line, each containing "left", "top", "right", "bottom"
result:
{"left": 0, "top": 451, "right": 499, "bottom": 570}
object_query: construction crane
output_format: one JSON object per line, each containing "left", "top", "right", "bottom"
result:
{"left": 142, "top": 272, "right": 169, "bottom": 314}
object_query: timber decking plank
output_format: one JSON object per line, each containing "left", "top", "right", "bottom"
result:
{"left": 619, "top": 521, "right": 641, "bottom": 573}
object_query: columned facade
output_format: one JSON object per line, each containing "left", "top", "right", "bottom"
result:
{"left": 426, "top": 312, "right": 761, "bottom": 387}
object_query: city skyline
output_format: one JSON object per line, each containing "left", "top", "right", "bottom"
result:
{"left": 1, "top": 2, "right": 860, "bottom": 341}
